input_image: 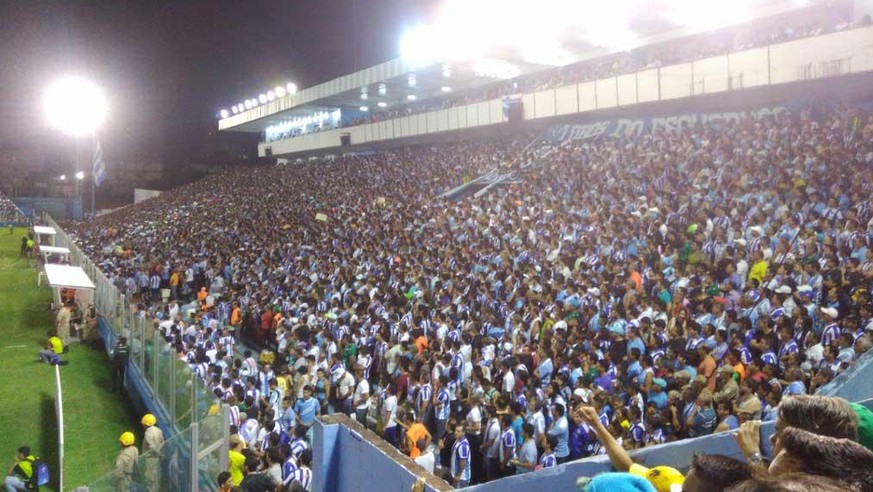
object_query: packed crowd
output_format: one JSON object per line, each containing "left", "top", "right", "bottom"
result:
{"left": 273, "top": 5, "right": 860, "bottom": 143}
{"left": 0, "top": 191, "right": 25, "bottom": 225}
{"left": 65, "top": 99, "right": 873, "bottom": 491}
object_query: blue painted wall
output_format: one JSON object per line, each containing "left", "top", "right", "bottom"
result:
{"left": 312, "top": 420, "right": 438, "bottom": 492}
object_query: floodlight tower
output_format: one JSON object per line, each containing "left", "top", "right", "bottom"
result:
{"left": 43, "top": 77, "right": 107, "bottom": 219}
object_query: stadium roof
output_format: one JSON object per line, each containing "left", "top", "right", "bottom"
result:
{"left": 218, "top": 0, "right": 836, "bottom": 134}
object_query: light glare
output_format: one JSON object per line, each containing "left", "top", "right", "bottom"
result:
{"left": 359, "top": 106, "right": 369, "bottom": 112}
{"left": 377, "top": 101, "right": 387, "bottom": 108}
{"left": 43, "top": 77, "right": 108, "bottom": 136}
{"left": 220, "top": 109, "right": 229, "bottom": 118}
{"left": 75, "top": 171, "right": 85, "bottom": 180}
{"left": 275, "top": 86, "right": 286, "bottom": 97}
{"left": 286, "top": 82, "right": 298, "bottom": 94}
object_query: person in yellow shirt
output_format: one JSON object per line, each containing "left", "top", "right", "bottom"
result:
{"left": 169, "top": 270, "right": 180, "bottom": 300}
{"left": 228, "top": 434, "right": 246, "bottom": 486}
{"left": 747, "top": 250, "right": 768, "bottom": 286}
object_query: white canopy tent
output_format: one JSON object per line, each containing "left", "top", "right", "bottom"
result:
{"left": 33, "top": 225, "right": 57, "bottom": 246}
{"left": 39, "top": 245, "right": 71, "bottom": 264}
{"left": 44, "top": 264, "right": 95, "bottom": 307}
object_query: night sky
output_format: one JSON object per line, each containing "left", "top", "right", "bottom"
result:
{"left": 0, "top": 0, "right": 440, "bottom": 161}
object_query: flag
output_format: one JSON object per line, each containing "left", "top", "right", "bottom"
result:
{"left": 93, "top": 139, "right": 106, "bottom": 187}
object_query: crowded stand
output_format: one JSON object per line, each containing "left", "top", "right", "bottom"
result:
{"left": 67, "top": 101, "right": 873, "bottom": 491}
{"left": 0, "top": 191, "right": 26, "bottom": 225}
{"left": 271, "top": 7, "right": 861, "bottom": 143}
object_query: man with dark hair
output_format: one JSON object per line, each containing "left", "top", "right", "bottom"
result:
{"left": 4, "top": 446, "right": 35, "bottom": 492}
{"left": 511, "top": 423, "right": 537, "bottom": 474}
{"left": 682, "top": 454, "right": 751, "bottom": 492}
{"left": 239, "top": 456, "right": 276, "bottom": 492}
{"left": 289, "top": 448, "right": 312, "bottom": 491}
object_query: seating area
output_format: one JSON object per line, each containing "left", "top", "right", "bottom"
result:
{"left": 60, "top": 96, "right": 873, "bottom": 490}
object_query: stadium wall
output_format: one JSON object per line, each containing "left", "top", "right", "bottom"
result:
{"left": 313, "top": 415, "right": 452, "bottom": 492}
{"left": 260, "top": 25, "right": 873, "bottom": 158}
{"left": 14, "top": 196, "right": 82, "bottom": 220}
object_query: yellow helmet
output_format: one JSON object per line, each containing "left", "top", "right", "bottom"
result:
{"left": 141, "top": 414, "right": 156, "bottom": 427}
{"left": 119, "top": 432, "right": 135, "bottom": 446}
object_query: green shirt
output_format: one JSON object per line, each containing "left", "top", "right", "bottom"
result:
{"left": 342, "top": 343, "right": 357, "bottom": 366}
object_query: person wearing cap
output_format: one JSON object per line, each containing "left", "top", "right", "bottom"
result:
{"left": 141, "top": 413, "right": 164, "bottom": 491}
{"left": 820, "top": 307, "right": 841, "bottom": 347}
{"left": 113, "top": 432, "right": 139, "bottom": 492}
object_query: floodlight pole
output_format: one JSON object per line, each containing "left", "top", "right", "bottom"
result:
{"left": 74, "top": 136, "right": 81, "bottom": 203}
{"left": 91, "top": 133, "right": 96, "bottom": 221}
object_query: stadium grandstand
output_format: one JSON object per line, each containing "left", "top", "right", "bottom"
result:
{"left": 6, "top": 0, "right": 873, "bottom": 492}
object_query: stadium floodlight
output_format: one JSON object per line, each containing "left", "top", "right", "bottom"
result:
{"left": 75, "top": 171, "right": 85, "bottom": 180}
{"left": 43, "top": 77, "right": 107, "bottom": 136}
{"left": 275, "top": 86, "right": 286, "bottom": 98}
{"left": 258, "top": 94, "right": 267, "bottom": 104}
{"left": 267, "top": 91, "right": 275, "bottom": 101}
{"left": 286, "top": 82, "right": 298, "bottom": 95}
{"left": 378, "top": 83, "right": 387, "bottom": 96}
{"left": 400, "top": 25, "right": 439, "bottom": 68}
{"left": 361, "top": 92, "right": 369, "bottom": 100}
{"left": 220, "top": 109, "right": 230, "bottom": 119}
{"left": 59, "top": 174, "right": 66, "bottom": 181}
{"left": 244, "top": 100, "right": 253, "bottom": 110}
{"left": 359, "top": 106, "right": 369, "bottom": 112}
{"left": 251, "top": 98, "right": 259, "bottom": 107}
{"left": 377, "top": 101, "right": 387, "bottom": 108}
{"left": 232, "top": 106, "right": 239, "bottom": 115}
{"left": 441, "top": 86, "right": 452, "bottom": 93}
{"left": 407, "top": 94, "right": 417, "bottom": 101}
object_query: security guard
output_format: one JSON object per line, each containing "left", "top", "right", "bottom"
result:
{"left": 110, "top": 337, "right": 130, "bottom": 393}
{"left": 141, "top": 414, "right": 164, "bottom": 491}
{"left": 114, "top": 432, "right": 139, "bottom": 492}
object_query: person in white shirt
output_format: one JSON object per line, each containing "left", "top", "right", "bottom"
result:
{"left": 381, "top": 382, "right": 399, "bottom": 447}
{"left": 481, "top": 407, "right": 502, "bottom": 481}
{"left": 353, "top": 367, "right": 370, "bottom": 429}
{"left": 412, "top": 438, "right": 435, "bottom": 474}
{"left": 527, "top": 401, "right": 546, "bottom": 439}
{"left": 803, "top": 331, "right": 825, "bottom": 371}
{"left": 502, "top": 360, "right": 515, "bottom": 394}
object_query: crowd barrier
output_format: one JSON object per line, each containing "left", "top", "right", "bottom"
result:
{"left": 42, "top": 214, "right": 228, "bottom": 491}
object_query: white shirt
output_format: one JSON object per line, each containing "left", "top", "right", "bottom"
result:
{"left": 337, "top": 372, "right": 355, "bottom": 400}
{"left": 354, "top": 379, "right": 370, "bottom": 410}
{"left": 382, "top": 394, "right": 398, "bottom": 428}
{"left": 503, "top": 371, "right": 515, "bottom": 394}
{"left": 466, "top": 406, "right": 482, "bottom": 435}
{"left": 414, "top": 451, "right": 435, "bottom": 474}
{"left": 436, "top": 324, "right": 448, "bottom": 341}
{"left": 528, "top": 411, "right": 545, "bottom": 438}
{"left": 483, "top": 418, "right": 501, "bottom": 458}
